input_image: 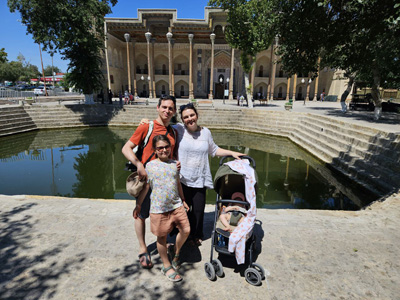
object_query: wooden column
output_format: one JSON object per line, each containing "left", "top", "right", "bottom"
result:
{"left": 151, "top": 38, "right": 156, "bottom": 98}
{"left": 267, "top": 46, "right": 273, "bottom": 101}
{"left": 313, "top": 57, "right": 321, "bottom": 101}
{"left": 229, "top": 48, "right": 234, "bottom": 100}
{"left": 286, "top": 77, "right": 291, "bottom": 101}
{"left": 104, "top": 22, "right": 111, "bottom": 91}
{"left": 250, "top": 54, "right": 256, "bottom": 98}
{"left": 145, "top": 31, "right": 153, "bottom": 98}
{"left": 292, "top": 74, "right": 298, "bottom": 101}
{"left": 124, "top": 33, "right": 131, "bottom": 93}
{"left": 209, "top": 33, "right": 216, "bottom": 100}
{"left": 167, "top": 32, "right": 173, "bottom": 96}
{"left": 269, "top": 36, "right": 279, "bottom": 101}
{"left": 132, "top": 40, "right": 137, "bottom": 97}
{"left": 189, "top": 34, "right": 194, "bottom": 99}
{"left": 306, "top": 76, "right": 311, "bottom": 102}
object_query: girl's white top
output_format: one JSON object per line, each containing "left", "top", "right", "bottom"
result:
{"left": 173, "top": 123, "right": 219, "bottom": 189}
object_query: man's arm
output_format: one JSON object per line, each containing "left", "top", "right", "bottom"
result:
{"left": 121, "top": 140, "right": 147, "bottom": 180}
{"left": 133, "top": 182, "right": 149, "bottom": 219}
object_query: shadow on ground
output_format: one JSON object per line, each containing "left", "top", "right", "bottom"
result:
{"left": 0, "top": 203, "right": 86, "bottom": 299}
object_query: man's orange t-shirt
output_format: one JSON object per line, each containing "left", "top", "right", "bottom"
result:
{"left": 129, "top": 120, "right": 176, "bottom": 164}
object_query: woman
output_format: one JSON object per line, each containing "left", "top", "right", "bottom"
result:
{"left": 175, "top": 103, "right": 243, "bottom": 246}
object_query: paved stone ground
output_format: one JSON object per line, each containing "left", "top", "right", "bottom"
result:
{"left": 1, "top": 193, "right": 399, "bottom": 300}
{"left": 1, "top": 98, "right": 399, "bottom": 299}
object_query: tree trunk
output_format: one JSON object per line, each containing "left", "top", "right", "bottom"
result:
{"left": 371, "top": 67, "right": 382, "bottom": 120}
{"left": 340, "top": 76, "right": 354, "bottom": 102}
{"left": 84, "top": 93, "right": 94, "bottom": 104}
{"left": 244, "top": 72, "right": 253, "bottom": 108}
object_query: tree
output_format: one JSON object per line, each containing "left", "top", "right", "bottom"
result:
{"left": 0, "top": 61, "right": 23, "bottom": 83}
{"left": 209, "top": 0, "right": 277, "bottom": 107}
{"left": 8, "top": 0, "right": 118, "bottom": 99}
{"left": 44, "top": 65, "right": 61, "bottom": 76}
{"left": 0, "top": 48, "right": 8, "bottom": 63}
{"left": 211, "top": 0, "right": 400, "bottom": 119}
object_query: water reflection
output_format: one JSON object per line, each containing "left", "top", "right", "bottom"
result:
{"left": 0, "top": 127, "right": 377, "bottom": 210}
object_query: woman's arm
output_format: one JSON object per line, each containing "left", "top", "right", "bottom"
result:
{"left": 177, "top": 176, "right": 189, "bottom": 211}
{"left": 215, "top": 148, "right": 245, "bottom": 160}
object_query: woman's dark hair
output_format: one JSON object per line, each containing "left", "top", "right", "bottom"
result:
{"left": 179, "top": 102, "right": 198, "bottom": 119}
{"left": 152, "top": 134, "right": 171, "bottom": 150}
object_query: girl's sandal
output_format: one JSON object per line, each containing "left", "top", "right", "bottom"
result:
{"left": 161, "top": 265, "right": 182, "bottom": 282}
{"left": 172, "top": 254, "right": 181, "bottom": 270}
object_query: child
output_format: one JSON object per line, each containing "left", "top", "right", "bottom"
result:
{"left": 219, "top": 192, "right": 247, "bottom": 232}
{"left": 134, "top": 134, "right": 190, "bottom": 282}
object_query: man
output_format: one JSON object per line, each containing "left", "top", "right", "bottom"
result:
{"left": 122, "top": 95, "right": 177, "bottom": 269}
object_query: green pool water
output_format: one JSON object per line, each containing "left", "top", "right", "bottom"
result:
{"left": 0, "top": 127, "right": 376, "bottom": 210}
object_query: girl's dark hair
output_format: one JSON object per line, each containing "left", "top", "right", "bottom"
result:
{"left": 179, "top": 102, "right": 198, "bottom": 119}
{"left": 152, "top": 134, "right": 171, "bottom": 150}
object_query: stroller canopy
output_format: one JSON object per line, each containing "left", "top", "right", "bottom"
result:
{"left": 213, "top": 162, "right": 258, "bottom": 200}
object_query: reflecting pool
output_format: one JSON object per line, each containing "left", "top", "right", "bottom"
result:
{"left": 0, "top": 127, "right": 377, "bottom": 210}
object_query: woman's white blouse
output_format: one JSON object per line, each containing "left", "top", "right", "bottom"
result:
{"left": 173, "top": 123, "right": 219, "bottom": 189}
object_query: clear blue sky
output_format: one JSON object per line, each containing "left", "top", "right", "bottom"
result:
{"left": 1, "top": 0, "right": 210, "bottom": 73}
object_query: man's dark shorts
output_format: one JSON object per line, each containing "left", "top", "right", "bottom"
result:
{"left": 139, "top": 188, "right": 151, "bottom": 219}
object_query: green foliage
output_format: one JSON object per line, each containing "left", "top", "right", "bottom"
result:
{"left": 211, "top": 0, "right": 400, "bottom": 108}
{"left": 209, "top": 0, "right": 277, "bottom": 72}
{"left": 8, "top": 0, "right": 118, "bottom": 94}
{"left": 0, "top": 48, "right": 7, "bottom": 63}
{"left": 43, "top": 65, "right": 62, "bottom": 76}
{"left": 0, "top": 52, "right": 40, "bottom": 83}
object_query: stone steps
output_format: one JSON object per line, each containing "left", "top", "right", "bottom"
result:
{"left": 289, "top": 131, "right": 390, "bottom": 196}
{"left": 299, "top": 115, "right": 400, "bottom": 170}
{"left": 0, "top": 106, "right": 37, "bottom": 137}
{"left": 292, "top": 115, "right": 399, "bottom": 195}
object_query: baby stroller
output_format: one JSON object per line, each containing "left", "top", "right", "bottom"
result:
{"left": 204, "top": 156, "right": 265, "bottom": 286}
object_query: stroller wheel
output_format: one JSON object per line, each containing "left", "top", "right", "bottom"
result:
{"left": 204, "top": 262, "right": 216, "bottom": 281}
{"left": 251, "top": 262, "right": 265, "bottom": 279}
{"left": 212, "top": 259, "right": 224, "bottom": 277}
{"left": 244, "top": 267, "right": 262, "bottom": 286}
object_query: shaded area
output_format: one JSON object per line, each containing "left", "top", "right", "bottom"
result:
{"left": 97, "top": 251, "right": 200, "bottom": 299}
{"left": 65, "top": 104, "right": 124, "bottom": 126}
{"left": 0, "top": 203, "right": 86, "bottom": 299}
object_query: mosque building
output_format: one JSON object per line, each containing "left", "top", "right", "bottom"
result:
{"left": 102, "top": 7, "right": 348, "bottom": 101}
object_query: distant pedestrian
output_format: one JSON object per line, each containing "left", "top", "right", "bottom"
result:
{"left": 340, "top": 93, "right": 347, "bottom": 113}
{"left": 320, "top": 91, "right": 325, "bottom": 102}
{"left": 119, "top": 91, "right": 123, "bottom": 106}
{"left": 108, "top": 89, "right": 113, "bottom": 104}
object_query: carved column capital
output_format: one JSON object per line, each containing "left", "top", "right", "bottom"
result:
{"left": 145, "top": 32, "right": 152, "bottom": 43}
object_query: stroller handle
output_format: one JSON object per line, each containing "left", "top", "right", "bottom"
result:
{"left": 217, "top": 199, "right": 251, "bottom": 209}
{"left": 219, "top": 155, "right": 256, "bottom": 169}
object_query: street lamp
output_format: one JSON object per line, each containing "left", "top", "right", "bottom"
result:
{"left": 124, "top": 33, "right": 132, "bottom": 93}
{"left": 141, "top": 75, "right": 151, "bottom": 97}
{"left": 219, "top": 77, "right": 224, "bottom": 103}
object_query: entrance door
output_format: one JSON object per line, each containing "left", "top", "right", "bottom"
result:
{"left": 215, "top": 84, "right": 224, "bottom": 99}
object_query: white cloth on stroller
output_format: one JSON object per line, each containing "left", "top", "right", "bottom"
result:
{"left": 225, "top": 159, "right": 257, "bottom": 264}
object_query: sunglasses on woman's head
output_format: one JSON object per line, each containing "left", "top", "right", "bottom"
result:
{"left": 180, "top": 103, "right": 194, "bottom": 112}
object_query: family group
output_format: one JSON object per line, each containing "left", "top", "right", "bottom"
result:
{"left": 122, "top": 96, "right": 244, "bottom": 282}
